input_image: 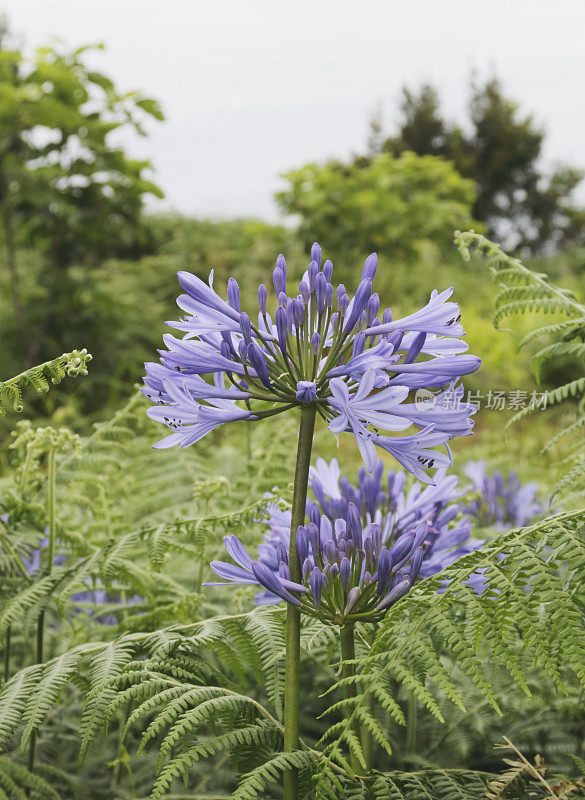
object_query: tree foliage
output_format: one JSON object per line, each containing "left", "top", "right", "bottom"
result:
{"left": 374, "top": 77, "right": 585, "bottom": 254}
{"left": 276, "top": 151, "right": 477, "bottom": 271}
{"left": 0, "top": 19, "right": 163, "bottom": 362}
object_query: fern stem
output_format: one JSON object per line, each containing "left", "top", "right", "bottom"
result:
{"left": 46, "top": 447, "right": 56, "bottom": 567}
{"left": 406, "top": 688, "right": 417, "bottom": 753}
{"left": 29, "top": 445, "right": 56, "bottom": 778}
{"left": 283, "top": 404, "right": 316, "bottom": 800}
{"left": 340, "top": 622, "right": 362, "bottom": 772}
{"left": 3, "top": 626, "right": 10, "bottom": 684}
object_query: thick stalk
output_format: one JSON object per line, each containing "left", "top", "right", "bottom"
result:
{"left": 29, "top": 446, "right": 56, "bottom": 776}
{"left": 283, "top": 405, "right": 316, "bottom": 800}
{"left": 340, "top": 623, "right": 362, "bottom": 773}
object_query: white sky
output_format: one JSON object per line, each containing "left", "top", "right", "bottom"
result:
{"left": 3, "top": 0, "right": 584, "bottom": 220}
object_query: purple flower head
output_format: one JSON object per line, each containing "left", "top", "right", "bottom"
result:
{"left": 205, "top": 458, "right": 483, "bottom": 623}
{"left": 462, "top": 460, "right": 546, "bottom": 530}
{"left": 146, "top": 247, "right": 479, "bottom": 478}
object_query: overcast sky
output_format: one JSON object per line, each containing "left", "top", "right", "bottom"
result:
{"left": 3, "top": 0, "right": 584, "bottom": 220}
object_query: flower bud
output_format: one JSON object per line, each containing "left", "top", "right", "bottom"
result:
{"left": 409, "top": 547, "right": 424, "bottom": 581}
{"left": 251, "top": 561, "right": 301, "bottom": 606}
{"left": 273, "top": 267, "right": 285, "bottom": 296}
{"left": 311, "top": 566, "right": 323, "bottom": 610}
{"left": 376, "top": 546, "right": 392, "bottom": 595}
{"left": 364, "top": 536, "right": 375, "bottom": 563}
{"left": 375, "top": 577, "right": 411, "bottom": 611}
{"left": 257, "top": 283, "right": 268, "bottom": 315}
{"left": 276, "top": 253, "right": 287, "bottom": 281}
{"left": 404, "top": 332, "right": 427, "bottom": 364}
{"left": 240, "top": 312, "right": 252, "bottom": 345}
{"left": 227, "top": 277, "right": 240, "bottom": 312}
{"left": 325, "top": 283, "right": 334, "bottom": 308}
{"left": 277, "top": 542, "right": 288, "bottom": 565}
{"left": 296, "top": 380, "right": 317, "bottom": 403}
{"left": 340, "top": 557, "right": 351, "bottom": 595}
{"left": 311, "top": 331, "right": 321, "bottom": 356}
{"left": 347, "top": 502, "right": 362, "bottom": 550}
{"left": 315, "top": 272, "right": 326, "bottom": 314}
{"left": 366, "top": 293, "right": 380, "bottom": 327}
{"left": 308, "top": 260, "right": 318, "bottom": 292}
{"left": 308, "top": 522, "right": 320, "bottom": 558}
{"left": 308, "top": 501, "right": 321, "bottom": 526}
{"left": 292, "top": 297, "right": 305, "bottom": 328}
{"left": 320, "top": 515, "right": 332, "bottom": 543}
{"left": 345, "top": 279, "right": 372, "bottom": 332}
{"left": 352, "top": 331, "right": 365, "bottom": 357}
{"left": 296, "top": 525, "right": 309, "bottom": 564}
{"left": 361, "top": 252, "right": 378, "bottom": 281}
{"left": 299, "top": 280, "right": 310, "bottom": 304}
{"left": 389, "top": 531, "right": 415, "bottom": 565}
{"left": 344, "top": 586, "right": 360, "bottom": 614}
{"left": 323, "top": 540, "right": 338, "bottom": 563}
{"left": 310, "top": 242, "right": 322, "bottom": 269}
{"left": 335, "top": 518, "right": 347, "bottom": 541}
{"left": 247, "top": 342, "right": 272, "bottom": 390}
{"left": 275, "top": 305, "right": 287, "bottom": 353}
{"left": 323, "top": 259, "right": 333, "bottom": 282}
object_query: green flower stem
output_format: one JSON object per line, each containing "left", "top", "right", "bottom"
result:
{"left": 29, "top": 445, "right": 56, "bottom": 775}
{"left": 283, "top": 404, "right": 316, "bottom": 800}
{"left": 340, "top": 622, "right": 362, "bottom": 773}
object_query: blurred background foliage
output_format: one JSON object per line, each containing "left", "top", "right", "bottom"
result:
{"left": 1, "top": 18, "right": 584, "bottom": 428}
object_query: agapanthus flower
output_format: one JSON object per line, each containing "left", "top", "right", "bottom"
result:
{"left": 205, "top": 459, "right": 483, "bottom": 623}
{"left": 463, "top": 460, "right": 546, "bottom": 530}
{"left": 144, "top": 244, "right": 480, "bottom": 480}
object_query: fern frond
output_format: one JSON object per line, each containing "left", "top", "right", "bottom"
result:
{"left": 20, "top": 651, "right": 81, "bottom": 751}
{"left": 0, "top": 350, "right": 91, "bottom": 416}
{"left": 149, "top": 722, "right": 277, "bottom": 800}
{"left": 0, "top": 666, "right": 43, "bottom": 748}
{"left": 0, "top": 757, "right": 63, "bottom": 800}
{"left": 232, "top": 751, "right": 316, "bottom": 800}
{"left": 79, "top": 640, "right": 135, "bottom": 762}
{"left": 317, "top": 510, "right": 585, "bottom": 783}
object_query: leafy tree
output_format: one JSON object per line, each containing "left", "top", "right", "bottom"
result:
{"left": 0, "top": 19, "right": 164, "bottom": 362}
{"left": 377, "top": 77, "right": 585, "bottom": 254}
{"left": 276, "top": 151, "right": 477, "bottom": 275}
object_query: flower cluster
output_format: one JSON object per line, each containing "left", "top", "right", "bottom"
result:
{"left": 144, "top": 244, "right": 480, "bottom": 479}
{"left": 463, "top": 460, "right": 546, "bottom": 530}
{"left": 206, "top": 459, "right": 484, "bottom": 624}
